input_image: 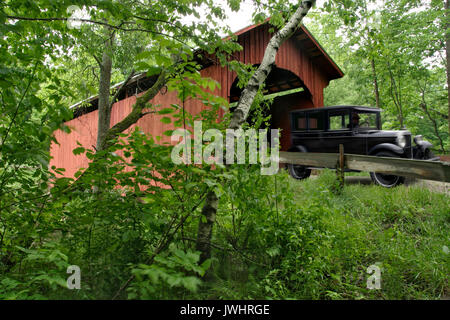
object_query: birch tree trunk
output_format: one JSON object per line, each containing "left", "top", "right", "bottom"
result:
{"left": 196, "top": 0, "right": 317, "bottom": 264}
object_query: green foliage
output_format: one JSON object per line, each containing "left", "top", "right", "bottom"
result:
{"left": 0, "top": 242, "right": 70, "bottom": 300}
{"left": 128, "top": 244, "right": 211, "bottom": 299}
{"left": 0, "top": 0, "right": 245, "bottom": 300}
{"left": 0, "top": 0, "right": 448, "bottom": 302}
{"left": 205, "top": 170, "right": 449, "bottom": 300}
{"left": 312, "top": 0, "right": 449, "bottom": 152}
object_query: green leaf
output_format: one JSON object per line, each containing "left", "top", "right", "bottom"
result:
{"left": 157, "top": 108, "right": 174, "bottom": 115}
{"left": 163, "top": 130, "right": 174, "bottom": 136}
{"left": 72, "top": 147, "right": 85, "bottom": 155}
{"left": 160, "top": 117, "right": 171, "bottom": 124}
{"left": 146, "top": 66, "right": 162, "bottom": 77}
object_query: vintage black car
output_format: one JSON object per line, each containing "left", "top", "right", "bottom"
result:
{"left": 287, "top": 106, "right": 437, "bottom": 187}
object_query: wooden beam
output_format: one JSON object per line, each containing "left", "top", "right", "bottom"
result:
{"left": 345, "top": 154, "right": 450, "bottom": 182}
{"left": 279, "top": 152, "right": 450, "bottom": 183}
{"left": 279, "top": 152, "right": 339, "bottom": 168}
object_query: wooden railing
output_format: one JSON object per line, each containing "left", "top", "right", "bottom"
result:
{"left": 278, "top": 149, "right": 450, "bottom": 183}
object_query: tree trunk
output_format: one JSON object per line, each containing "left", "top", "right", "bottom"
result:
{"left": 196, "top": 191, "right": 218, "bottom": 263}
{"left": 387, "top": 62, "right": 404, "bottom": 128}
{"left": 94, "top": 33, "right": 167, "bottom": 152}
{"left": 67, "top": 51, "right": 169, "bottom": 193}
{"left": 101, "top": 69, "right": 167, "bottom": 150}
{"left": 445, "top": 0, "right": 450, "bottom": 150}
{"left": 419, "top": 81, "right": 445, "bottom": 152}
{"left": 96, "top": 36, "right": 113, "bottom": 152}
{"left": 420, "top": 102, "right": 445, "bottom": 153}
{"left": 371, "top": 58, "right": 381, "bottom": 109}
{"left": 195, "top": 0, "right": 317, "bottom": 264}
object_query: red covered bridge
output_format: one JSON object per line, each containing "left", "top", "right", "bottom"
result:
{"left": 50, "top": 22, "right": 343, "bottom": 177}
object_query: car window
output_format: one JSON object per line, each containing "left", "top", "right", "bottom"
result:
{"left": 358, "top": 112, "right": 378, "bottom": 130}
{"left": 329, "top": 112, "right": 349, "bottom": 130}
{"left": 293, "top": 112, "right": 306, "bottom": 130}
{"left": 308, "top": 112, "right": 324, "bottom": 131}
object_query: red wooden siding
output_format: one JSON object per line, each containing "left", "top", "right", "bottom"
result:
{"left": 50, "top": 23, "right": 342, "bottom": 177}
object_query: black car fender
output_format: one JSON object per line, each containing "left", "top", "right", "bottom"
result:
{"left": 369, "top": 143, "right": 404, "bottom": 156}
{"left": 415, "top": 140, "right": 433, "bottom": 153}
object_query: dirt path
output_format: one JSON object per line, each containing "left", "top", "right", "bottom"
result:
{"left": 332, "top": 175, "right": 450, "bottom": 195}
{"left": 406, "top": 158, "right": 450, "bottom": 195}
{"left": 404, "top": 178, "right": 450, "bottom": 195}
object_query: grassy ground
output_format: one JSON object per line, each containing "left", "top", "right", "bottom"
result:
{"left": 289, "top": 170, "right": 449, "bottom": 299}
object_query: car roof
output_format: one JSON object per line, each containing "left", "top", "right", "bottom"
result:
{"left": 290, "top": 105, "right": 381, "bottom": 114}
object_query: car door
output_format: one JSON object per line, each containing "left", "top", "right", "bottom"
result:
{"left": 301, "top": 111, "right": 325, "bottom": 152}
{"left": 322, "top": 110, "right": 365, "bottom": 154}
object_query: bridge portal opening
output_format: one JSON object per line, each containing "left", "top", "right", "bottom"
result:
{"left": 229, "top": 66, "right": 313, "bottom": 150}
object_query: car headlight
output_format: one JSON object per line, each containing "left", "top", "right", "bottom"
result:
{"left": 396, "top": 135, "right": 406, "bottom": 148}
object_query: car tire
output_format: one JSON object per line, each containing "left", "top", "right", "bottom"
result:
{"left": 287, "top": 163, "right": 311, "bottom": 180}
{"left": 369, "top": 151, "right": 405, "bottom": 188}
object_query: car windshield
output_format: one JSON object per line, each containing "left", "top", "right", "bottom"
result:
{"left": 352, "top": 111, "right": 378, "bottom": 130}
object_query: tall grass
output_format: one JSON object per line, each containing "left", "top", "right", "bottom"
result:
{"left": 211, "top": 169, "right": 449, "bottom": 300}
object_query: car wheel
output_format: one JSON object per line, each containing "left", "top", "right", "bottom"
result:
{"left": 287, "top": 163, "right": 311, "bottom": 180}
{"left": 369, "top": 151, "right": 405, "bottom": 188}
